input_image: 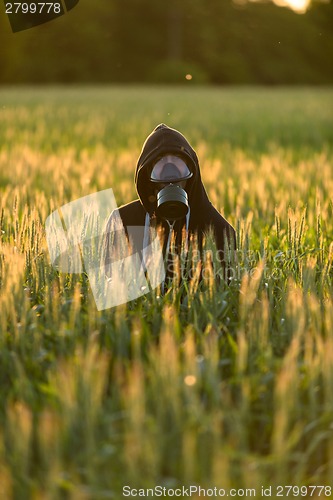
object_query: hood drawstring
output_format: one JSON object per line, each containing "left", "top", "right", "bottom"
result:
{"left": 142, "top": 211, "right": 151, "bottom": 275}
{"left": 143, "top": 212, "right": 151, "bottom": 253}
{"left": 142, "top": 208, "right": 191, "bottom": 296}
{"left": 142, "top": 211, "right": 171, "bottom": 295}
{"left": 181, "top": 207, "right": 191, "bottom": 280}
{"left": 142, "top": 211, "right": 160, "bottom": 295}
{"left": 161, "top": 219, "right": 175, "bottom": 295}
{"left": 185, "top": 207, "right": 190, "bottom": 253}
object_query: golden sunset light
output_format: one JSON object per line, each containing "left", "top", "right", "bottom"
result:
{"left": 272, "top": 0, "right": 311, "bottom": 13}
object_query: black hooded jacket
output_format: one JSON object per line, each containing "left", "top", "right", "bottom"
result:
{"left": 105, "top": 124, "right": 236, "bottom": 278}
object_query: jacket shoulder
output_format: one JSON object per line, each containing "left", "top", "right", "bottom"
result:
{"left": 205, "top": 204, "right": 236, "bottom": 248}
{"left": 117, "top": 199, "right": 146, "bottom": 226}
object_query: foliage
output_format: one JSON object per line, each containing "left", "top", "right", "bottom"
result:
{"left": 0, "top": 87, "right": 333, "bottom": 498}
{"left": 0, "top": 1, "right": 333, "bottom": 84}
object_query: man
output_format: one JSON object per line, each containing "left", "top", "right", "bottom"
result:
{"left": 104, "top": 123, "right": 236, "bottom": 292}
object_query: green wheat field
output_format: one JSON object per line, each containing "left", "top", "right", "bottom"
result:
{"left": 0, "top": 86, "right": 333, "bottom": 499}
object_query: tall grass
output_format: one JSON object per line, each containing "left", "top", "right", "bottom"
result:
{"left": 0, "top": 87, "right": 333, "bottom": 498}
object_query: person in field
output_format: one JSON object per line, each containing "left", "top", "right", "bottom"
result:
{"left": 104, "top": 123, "right": 236, "bottom": 288}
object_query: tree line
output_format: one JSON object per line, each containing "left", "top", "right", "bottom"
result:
{"left": 0, "top": 0, "right": 332, "bottom": 84}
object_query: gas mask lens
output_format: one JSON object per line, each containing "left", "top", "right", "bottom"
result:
{"left": 150, "top": 156, "right": 192, "bottom": 183}
{"left": 150, "top": 156, "right": 192, "bottom": 221}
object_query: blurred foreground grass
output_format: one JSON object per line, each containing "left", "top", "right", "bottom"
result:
{"left": 0, "top": 86, "right": 333, "bottom": 498}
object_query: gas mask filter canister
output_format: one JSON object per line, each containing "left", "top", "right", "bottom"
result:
{"left": 150, "top": 156, "right": 193, "bottom": 221}
{"left": 156, "top": 184, "right": 189, "bottom": 221}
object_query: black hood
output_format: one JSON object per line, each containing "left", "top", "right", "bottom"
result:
{"left": 135, "top": 124, "right": 210, "bottom": 223}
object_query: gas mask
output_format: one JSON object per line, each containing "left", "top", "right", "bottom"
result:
{"left": 150, "top": 155, "right": 193, "bottom": 221}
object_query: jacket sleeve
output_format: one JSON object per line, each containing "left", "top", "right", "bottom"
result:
{"left": 103, "top": 209, "right": 128, "bottom": 279}
{"left": 208, "top": 210, "right": 237, "bottom": 284}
